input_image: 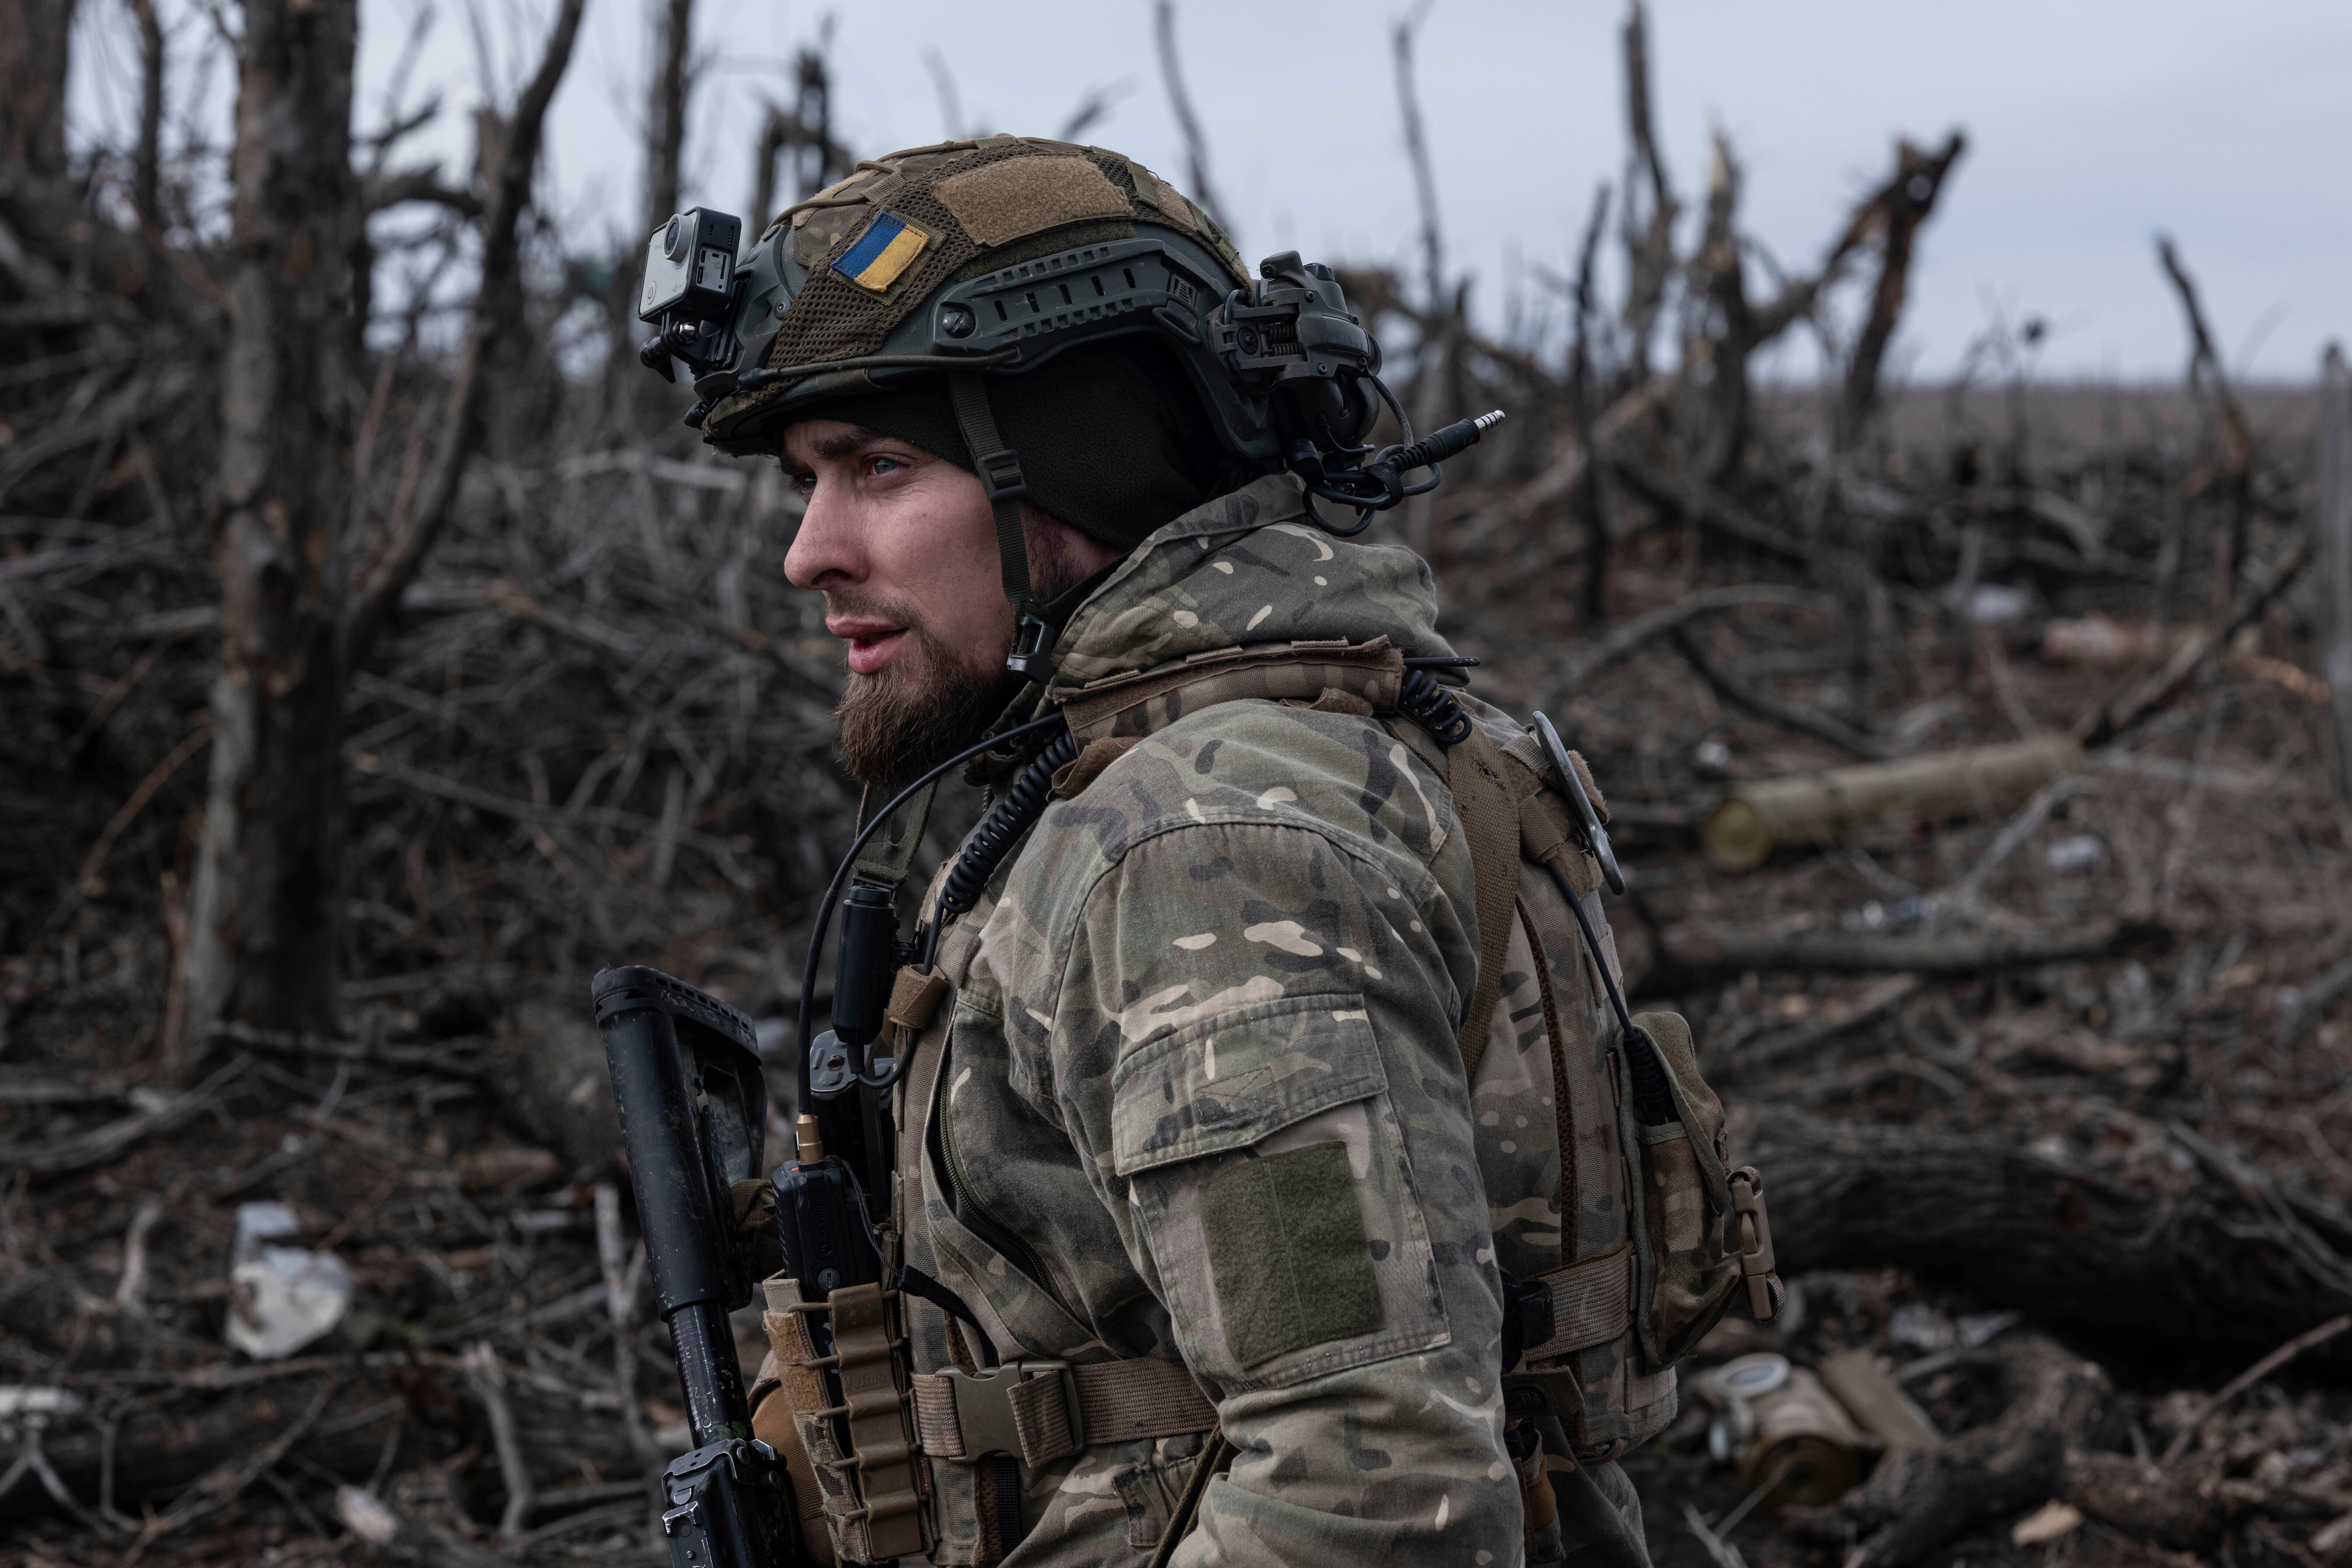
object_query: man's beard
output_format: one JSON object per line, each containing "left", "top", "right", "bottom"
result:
{"left": 835, "top": 619, "right": 1017, "bottom": 786}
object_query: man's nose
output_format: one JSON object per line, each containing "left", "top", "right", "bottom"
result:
{"left": 783, "top": 477, "right": 865, "bottom": 590}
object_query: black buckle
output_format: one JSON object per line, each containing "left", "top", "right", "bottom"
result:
{"left": 1004, "top": 613, "right": 1055, "bottom": 680}
{"left": 977, "top": 448, "right": 1027, "bottom": 504}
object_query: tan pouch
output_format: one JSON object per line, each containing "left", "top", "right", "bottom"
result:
{"left": 763, "top": 1275, "right": 933, "bottom": 1565}
{"left": 1621, "top": 1011, "right": 1777, "bottom": 1369}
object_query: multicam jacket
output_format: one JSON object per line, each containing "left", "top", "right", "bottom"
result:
{"left": 887, "top": 475, "right": 1649, "bottom": 1566}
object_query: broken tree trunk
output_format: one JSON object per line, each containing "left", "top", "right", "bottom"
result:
{"left": 1737, "top": 1110, "right": 2352, "bottom": 1377}
{"left": 1802, "top": 1331, "right": 2243, "bottom": 1566}
{"left": 1802, "top": 1333, "right": 2107, "bottom": 1568}
{"left": 1633, "top": 914, "right": 2160, "bottom": 996}
{"left": 642, "top": 0, "right": 695, "bottom": 242}
{"left": 0, "top": 0, "right": 77, "bottom": 179}
{"left": 2319, "top": 344, "right": 2352, "bottom": 816}
{"left": 184, "top": 0, "right": 363, "bottom": 1039}
{"left": 2158, "top": 235, "right": 2256, "bottom": 600}
{"left": 1838, "top": 132, "right": 1965, "bottom": 449}
{"left": 1701, "top": 733, "right": 2083, "bottom": 871}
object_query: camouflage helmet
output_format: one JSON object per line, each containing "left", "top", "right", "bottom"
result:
{"left": 701, "top": 136, "right": 1384, "bottom": 458}
{"left": 693, "top": 136, "right": 1387, "bottom": 675}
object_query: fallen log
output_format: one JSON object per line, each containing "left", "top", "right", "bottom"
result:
{"left": 0, "top": 1055, "right": 253, "bottom": 1179}
{"left": 1739, "top": 1110, "right": 2352, "bottom": 1377}
{"left": 1800, "top": 1332, "right": 2241, "bottom": 1566}
{"left": 1710, "top": 974, "right": 1921, "bottom": 1082}
{"left": 1701, "top": 733, "right": 2083, "bottom": 872}
{"left": 0, "top": 1373, "right": 404, "bottom": 1526}
{"left": 2, "top": 1358, "right": 645, "bottom": 1527}
{"left": 1632, "top": 915, "right": 2163, "bottom": 996}
{"left": 1798, "top": 1333, "right": 2108, "bottom": 1568}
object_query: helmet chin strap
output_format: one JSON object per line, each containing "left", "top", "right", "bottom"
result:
{"left": 947, "top": 372, "right": 1056, "bottom": 680}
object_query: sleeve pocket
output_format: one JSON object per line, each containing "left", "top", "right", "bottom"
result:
{"left": 1108, "top": 993, "right": 1451, "bottom": 1390}
{"left": 1109, "top": 992, "right": 1387, "bottom": 1175}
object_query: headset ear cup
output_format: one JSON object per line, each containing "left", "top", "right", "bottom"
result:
{"left": 1335, "top": 372, "right": 1379, "bottom": 446}
{"left": 1279, "top": 374, "right": 1379, "bottom": 451}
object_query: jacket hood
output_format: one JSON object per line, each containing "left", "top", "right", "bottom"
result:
{"left": 1042, "top": 474, "right": 1459, "bottom": 700}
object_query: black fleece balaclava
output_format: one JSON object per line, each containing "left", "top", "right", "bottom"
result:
{"left": 791, "top": 337, "right": 1225, "bottom": 551}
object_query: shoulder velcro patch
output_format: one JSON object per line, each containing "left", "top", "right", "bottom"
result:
{"left": 832, "top": 212, "right": 932, "bottom": 294}
{"left": 1203, "top": 1141, "right": 1381, "bottom": 1369}
{"left": 933, "top": 155, "right": 1131, "bottom": 247}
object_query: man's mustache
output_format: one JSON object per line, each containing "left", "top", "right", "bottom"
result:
{"left": 822, "top": 588, "right": 925, "bottom": 634}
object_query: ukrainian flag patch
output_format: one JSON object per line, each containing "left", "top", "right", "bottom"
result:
{"left": 833, "top": 212, "right": 930, "bottom": 294}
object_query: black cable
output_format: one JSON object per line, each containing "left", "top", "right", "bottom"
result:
{"left": 1363, "top": 373, "right": 1445, "bottom": 502}
{"left": 796, "top": 710, "right": 1069, "bottom": 1113}
{"left": 894, "top": 1263, "right": 999, "bottom": 1368}
{"left": 919, "top": 726, "right": 1082, "bottom": 971}
{"left": 1396, "top": 667, "right": 1474, "bottom": 745}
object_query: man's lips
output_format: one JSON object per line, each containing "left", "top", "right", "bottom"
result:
{"left": 829, "top": 617, "right": 908, "bottom": 676}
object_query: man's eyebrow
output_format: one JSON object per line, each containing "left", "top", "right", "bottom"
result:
{"left": 796, "top": 425, "right": 891, "bottom": 462}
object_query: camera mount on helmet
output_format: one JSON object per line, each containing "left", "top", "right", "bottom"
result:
{"left": 636, "top": 208, "right": 745, "bottom": 388}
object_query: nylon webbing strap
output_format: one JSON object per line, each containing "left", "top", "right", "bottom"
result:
{"left": 910, "top": 1357, "right": 1218, "bottom": 1465}
{"left": 853, "top": 777, "right": 941, "bottom": 889}
{"left": 947, "top": 371, "right": 1035, "bottom": 618}
{"left": 1450, "top": 723, "right": 1522, "bottom": 1083}
{"left": 1525, "top": 1244, "right": 1634, "bottom": 1360}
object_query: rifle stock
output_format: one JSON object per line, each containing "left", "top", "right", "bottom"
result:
{"left": 593, "top": 966, "right": 807, "bottom": 1567}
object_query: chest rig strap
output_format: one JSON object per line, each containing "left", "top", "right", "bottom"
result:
{"left": 911, "top": 1358, "right": 1219, "bottom": 1466}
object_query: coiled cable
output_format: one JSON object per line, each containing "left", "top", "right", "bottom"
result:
{"left": 1396, "top": 666, "right": 1474, "bottom": 746}
{"left": 796, "top": 709, "right": 1067, "bottom": 1109}
{"left": 919, "top": 725, "right": 1082, "bottom": 970}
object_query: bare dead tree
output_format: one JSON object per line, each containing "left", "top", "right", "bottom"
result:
{"left": 783, "top": 31, "right": 838, "bottom": 202}
{"left": 131, "top": 0, "right": 165, "bottom": 231}
{"left": 1152, "top": 0, "right": 1227, "bottom": 232}
{"left": 642, "top": 0, "right": 695, "bottom": 241}
{"left": 184, "top": 0, "right": 366, "bottom": 1038}
{"left": 1057, "top": 80, "right": 1132, "bottom": 144}
{"left": 0, "top": 0, "right": 78, "bottom": 179}
{"left": 1392, "top": 1, "right": 1444, "bottom": 315}
{"left": 921, "top": 46, "right": 965, "bottom": 141}
{"left": 1838, "top": 131, "right": 1965, "bottom": 447}
{"left": 2157, "top": 233, "right": 2256, "bottom": 598}
{"left": 343, "top": 0, "right": 586, "bottom": 670}
{"left": 750, "top": 41, "right": 853, "bottom": 229}
{"left": 1568, "top": 182, "right": 1612, "bottom": 622}
{"left": 1615, "top": 0, "right": 1678, "bottom": 390}
{"left": 1679, "top": 126, "right": 1751, "bottom": 483}
{"left": 187, "top": 0, "right": 586, "bottom": 1041}
{"left": 1388, "top": 0, "right": 1458, "bottom": 557}
{"left": 2319, "top": 342, "right": 2352, "bottom": 818}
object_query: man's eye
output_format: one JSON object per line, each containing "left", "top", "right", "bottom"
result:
{"left": 787, "top": 471, "right": 816, "bottom": 496}
{"left": 867, "top": 455, "right": 902, "bottom": 478}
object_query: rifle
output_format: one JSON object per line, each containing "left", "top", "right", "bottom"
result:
{"left": 593, "top": 966, "right": 806, "bottom": 1568}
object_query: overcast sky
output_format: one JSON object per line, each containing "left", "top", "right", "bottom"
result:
{"left": 69, "top": 0, "right": 2351, "bottom": 382}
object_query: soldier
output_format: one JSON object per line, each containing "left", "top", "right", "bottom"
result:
{"left": 691, "top": 138, "right": 1661, "bottom": 1566}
